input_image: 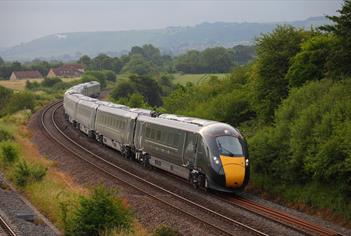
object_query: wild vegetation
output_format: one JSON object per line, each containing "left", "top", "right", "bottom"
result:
{"left": 105, "top": 0, "right": 351, "bottom": 223}
{"left": 159, "top": 1, "right": 351, "bottom": 222}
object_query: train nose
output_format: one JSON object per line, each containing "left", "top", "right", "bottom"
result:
{"left": 220, "top": 155, "right": 245, "bottom": 188}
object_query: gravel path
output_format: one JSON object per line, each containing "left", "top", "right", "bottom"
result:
{"left": 0, "top": 174, "right": 59, "bottom": 236}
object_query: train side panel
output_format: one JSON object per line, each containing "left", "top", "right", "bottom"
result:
{"left": 95, "top": 105, "right": 137, "bottom": 151}
{"left": 76, "top": 99, "right": 99, "bottom": 137}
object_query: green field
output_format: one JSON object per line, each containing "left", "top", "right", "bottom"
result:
{"left": 172, "top": 73, "right": 228, "bottom": 85}
{"left": 112, "top": 73, "right": 228, "bottom": 86}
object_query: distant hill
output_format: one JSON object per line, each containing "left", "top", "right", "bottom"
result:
{"left": 1, "top": 16, "right": 329, "bottom": 61}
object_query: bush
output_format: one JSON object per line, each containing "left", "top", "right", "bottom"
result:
{"left": 102, "top": 70, "right": 116, "bottom": 82}
{"left": 41, "top": 77, "right": 62, "bottom": 87}
{"left": 13, "top": 161, "right": 31, "bottom": 187}
{"left": 1, "top": 142, "right": 18, "bottom": 165}
{"left": 5, "top": 92, "right": 35, "bottom": 114}
{"left": 0, "top": 126, "right": 14, "bottom": 142}
{"left": 153, "top": 225, "right": 179, "bottom": 236}
{"left": 13, "top": 161, "right": 47, "bottom": 187}
{"left": 65, "top": 186, "right": 132, "bottom": 235}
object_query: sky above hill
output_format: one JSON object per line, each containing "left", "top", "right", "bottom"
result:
{"left": 0, "top": 0, "right": 343, "bottom": 48}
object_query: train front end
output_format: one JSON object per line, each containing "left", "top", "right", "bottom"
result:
{"left": 201, "top": 123, "right": 250, "bottom": 193}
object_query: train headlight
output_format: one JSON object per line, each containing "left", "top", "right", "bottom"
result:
{"left": 213, "top": 156, "right": 219, "bottom": 165}
{"left": 245, "top": 159, "right": 249, "bottom": 166}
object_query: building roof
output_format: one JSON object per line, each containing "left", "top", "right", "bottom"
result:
{"left": 50, "top": 64, "right": 84, "bottom": 77}
{"left": 12, "top": 70, "right": 43, "bottom": 79}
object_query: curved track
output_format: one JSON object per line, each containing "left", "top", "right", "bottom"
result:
{"left": 0, "top": 215, "right": 16, "bottom": 236}
{"left": 40, "top": 100, "right": 345, "bottom": 236}
{"left": 41, "top": 101, "right": 268, "bottom": 236}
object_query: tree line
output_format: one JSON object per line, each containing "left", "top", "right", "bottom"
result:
{"left": 108, "top": 0, "right": 351, "bottom": 221}
{"left": 78, "top": 44, "right": 255, "bottom": 75}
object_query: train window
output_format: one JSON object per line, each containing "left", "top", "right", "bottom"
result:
{"left": 156, "top": 130, "right": 161, "bottom": 140}
{"left": 150, "top": 129, "right": 156, "bottom": 139}
{"left": 216, "top": 136, "right": 243, "bottom": 156}
{"left": 167, "top": 133, "right": 173, "bottom": 145}
{"left": 146, "top": 127, "right": 151, "bottom": 138}
{"left": 173, "top": 133, "right": 180, "bottom": 146}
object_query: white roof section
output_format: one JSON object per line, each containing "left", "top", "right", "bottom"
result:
{"left": 158, "top": 114, "right": 217, "bottom": 127}
{"left": 98, "top": 104, "right": 138, "bottom": 119}
{"left": 130, "top": 108, "right": 155, "bottom": 116}
{"left": 138, "top": 115, "right": 201, "bottom": 133}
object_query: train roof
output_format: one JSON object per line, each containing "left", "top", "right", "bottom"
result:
{"left": 130, "top": 108, "right": 157, "bottom": 117}
{"left": 158, "top": 114, "right": 216, "bottom": 127}
{"left": 137, "top": 115, "right": 201, "bottom": 133}
{"left": 97, "top": 104, "right": 138, "bottom": 119}
{"left": 96, "top": 101, "right": 129, "bottom": 110}
{"left": 78, "top": 97, "right": 99, "bottom": 108}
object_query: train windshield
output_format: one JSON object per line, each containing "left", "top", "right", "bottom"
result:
{"left": 216, "top": 136, "right": 243, "bottom": 157}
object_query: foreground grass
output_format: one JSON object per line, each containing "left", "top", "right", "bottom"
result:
{"left": 0, "top": 111, "right": 151, "bottom": 235}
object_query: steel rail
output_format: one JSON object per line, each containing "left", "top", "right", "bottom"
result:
{"left": 0, "top": 215, "right": 17, "bottom": 236}
{"left": 223, "top": 196, "right": 344, "bottom": 236}
{"left": 41, "top": 101, "right": 268, "bottom": 236}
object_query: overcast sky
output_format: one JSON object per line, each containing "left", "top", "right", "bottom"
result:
{"left": 0, "top": 0, "right": 342, "bottom": 48}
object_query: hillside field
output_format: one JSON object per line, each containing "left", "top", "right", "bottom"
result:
{"left": 172, "top": 73, "right": 228, "bottom": 85}
{"left": 0, "top": 77, "right": 81, "bottom": 91}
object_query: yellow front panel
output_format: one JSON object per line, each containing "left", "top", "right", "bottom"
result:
{"left": 220, "top": 155, "right": 245, "bottom": 188}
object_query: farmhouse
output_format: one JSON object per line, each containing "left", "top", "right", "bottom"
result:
{"left": 10, "top": 71, "right": 43, "bottom": 80}
{"left": 47, "top": 64, "right": 84, "bottom": 78}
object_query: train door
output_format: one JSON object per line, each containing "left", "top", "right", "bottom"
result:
{"left": 182, "top": 132, "right": 197, "bottom": 168}
{"left": 195, "top": 135, "right": 207, "bottom": 169}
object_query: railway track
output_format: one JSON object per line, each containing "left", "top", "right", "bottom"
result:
{"left": 40, "top": 100, "right": 346, "bottom": 236}
{"left": 41, "top": 101, "right": 268, "bottom": 236}
{"left": 0, "top": 215, "right": 16, "bottom": 236}
{"left": 220, "top": 195, "right": 343, "bottom": 236}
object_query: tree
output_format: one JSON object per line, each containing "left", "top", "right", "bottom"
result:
{"left": 122, "top": 54, "right": 158, "bottom": 76}
{"left": 130, "top": 75, "right": 162, "bottom": 106}
{"left": 286, "top": 34, "right": 334, "bottom": 87}
{"left": 111, "top": 81, "right": 135, "bottom": 100}
{"left": 175, "top": 50, "right": 201, "bottom": 73}
{"left": 79, "top": 55, "right": 91, "bottom": 68}
{"left": 200, "top": 47, "right": 234, "bottom": 73}
{"left": 320, "top": 0, "right": 351, "bottom": 78}
{"left": 0, "top": 57, "right": 4, "bottom": 65}
{"left": 251, "top": 25, "right": 308, "bottom": 122}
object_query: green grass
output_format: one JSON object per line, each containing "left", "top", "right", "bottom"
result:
{"left": 172, "top": 73, "right": 228, "bottom": 85}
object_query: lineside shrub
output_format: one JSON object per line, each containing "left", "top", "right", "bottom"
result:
{"left": 13, "top": 160, "right": 47, "bottom": 187}
{"left": 0, "top": 141, "right": 18, "bottom": 165}
{"left": 153, "top": 225, "right": 179, "bottom": 236}
{"left": 63, "top": 186, "right": 132, "bottom": 235}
